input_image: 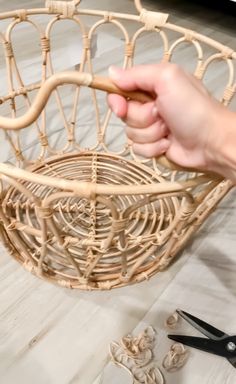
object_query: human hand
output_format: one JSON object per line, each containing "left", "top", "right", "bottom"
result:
{"left": 107, "top": 63, "right": 235, "bottom": 174}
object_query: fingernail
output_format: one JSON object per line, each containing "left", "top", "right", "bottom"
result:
{"left": 152, "top": 105, "right": 158, "bottom": 117}
{"left": 160, "top": 138, "right": 170, "bottom": 153}
{"left": 132, "top": 143, "right": 143, "bottom": 156}
{"left": 113, "top": 106, "right": 120, "bottom": 116}
{"left": 109, "top": 65, "right": 122, "bottom": 80}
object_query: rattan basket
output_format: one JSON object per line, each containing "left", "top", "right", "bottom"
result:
{"left": 0, "top": 0, "right": 234, "bottom": 290}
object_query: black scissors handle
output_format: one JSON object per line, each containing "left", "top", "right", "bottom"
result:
{"left": 167, "top": 310, "right": 236, "bottom": 368}
{"left": 168, "top": 334, "right": 236, "bottom": 359}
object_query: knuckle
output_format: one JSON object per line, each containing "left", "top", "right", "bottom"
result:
{"left": 126, "top": 126, "right": 139, "bottom": 142}
{"left": 160, "top": 63, "right": 181, "bottom": 84}
{"left": 140, "top": 143, "right": 159, "bottom": 158}
{"left": 148, "top": 145, "right": 159, "bottom": 158}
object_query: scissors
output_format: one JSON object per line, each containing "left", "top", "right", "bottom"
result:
{"left": 168, "top": 309, "right": 236, "bottom": 368}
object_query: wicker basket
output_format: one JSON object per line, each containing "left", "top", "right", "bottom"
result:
{"left": 0, "top": 0, "right": 234, "bottom": 290}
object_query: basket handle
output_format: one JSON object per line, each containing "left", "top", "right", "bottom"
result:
{"left": 0, "top": 71, "right": 153, "bottom": 131}
{"left": 0, "top": 70, "right": 220, "bottom": 174}
{"left": 91, "top": 75, "right": 154, "bottom": 103}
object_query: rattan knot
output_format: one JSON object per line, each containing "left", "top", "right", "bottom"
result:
{"left": 125, "top": 42, "right": 134, "bottom": 58}
{"left": 15, "top": 9, "right": 27, "bottom": 22}
{"left": 120, "top": 273, "right": 131, "bottom": 283}
{"left": 180, "top": 208, "right": 194, "bottom": 220}
{"left": 15, "top": 149, "right": 24, "bottom": 161}
{"left": 39, "top": 133, "right": 49, "bottom": 147}
{"left": 46, "top": 0, "right": 77, "bottom": 18}
{"left": 6, "top": 220, "right": 17, "bottom": 231}
{"left": 18, "top": 86, "right": 27, "bottom": 96}
{"left": 151, "top": 234, "right": 162, "bottom": 246}
{"left": 163, "top": 51, "right": 171, "bottom": 62}
{"left": 172, "top": 229, "right": 182, "bottom": 239}
{"left": 83, "top": 35, "right": 90, "bottom": 50}
{"left": 135, "top": 235, "right": 143, "bottom": 245}
{"left": 223, "top": 85, "right": 235, "bottom": 102}
{"left": 222, "top": 47, "right": 234, "bottom": 60}
{"left": 23, "top": 261, "right": 34, "bottom": 273}
{"left": 194, "top": 64, "right": 205, "bottom": 79}
{"left": 58, "top": 279, "right": 73, "bottom": 288}
{"left": 103, "top": 12, "right": 112, "bottom": 23}
{"left": 77, "top": 276, "right": 90, "bottom": 285}
{"left": 140, "top": 271, "right": 150, "bottom": 281}
{"left": 112, "top": 218, "right": 129, "bottom": 233}
{"left": 41, "top": 37, "right": 50, "bottom": 53}
{"left": 159, "top": 258, "right": 171, "bottom": 270}
{"left": 97, "top": 132, "right": 104, "bottom": 143}
{"left": 140, "top": 9, "right": 169, "bottom": 30}
{"left": 4, "top": 41, "right": 14, "bottom": 58}
{"left": 37, "top": 206, "right": 53, "bottom": 219}
{"left": 100, "top": 280, "right": 113, "bottom": 290}
{"left": 184, "top": 31, "right": 194, "bottom": 42}
{"left": 67, "top": 130, "right": 74, "bottom": 142}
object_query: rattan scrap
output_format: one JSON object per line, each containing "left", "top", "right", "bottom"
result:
{"left": 162, "top": 343, "right": 189, "bottom": 373}
{"left": 109, "top": 326, "right": 164, "bottom": 384}
{"left": 165, "top": 311, "right": 180, "bottom": 330}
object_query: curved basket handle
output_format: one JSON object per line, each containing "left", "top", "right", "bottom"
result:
{"left": 0, "top": 70, "right": 219, "bottom": 175}
{"left": 91, "top": 75, "right": 154, "bottom": 103}
{"left": 0, "top": 71, "right": 152, "bottom": 131}
{"left": 0, "top": 70, "right": 221, "bottom": 175}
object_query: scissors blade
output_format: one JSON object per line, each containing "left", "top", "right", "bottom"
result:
{"left": 228, "top": 356, "right": 236, "bottom": 368}
{"left": 168, "top": 334, "right": 236, "bottom": 359}
{"left": 177, "top": 310, "right": 227, "bottom": 340}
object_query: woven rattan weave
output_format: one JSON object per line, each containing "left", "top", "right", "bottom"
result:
{"left": 0, "top": 0, "right": 234, "bottom": 289}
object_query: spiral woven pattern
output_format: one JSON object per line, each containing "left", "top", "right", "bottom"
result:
{"left": 0, "top": 0, "right": 234, "bottom": 289}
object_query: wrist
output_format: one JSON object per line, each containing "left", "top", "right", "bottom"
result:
{"left": 206, "top": 106, "right": 236, "bottom": 182}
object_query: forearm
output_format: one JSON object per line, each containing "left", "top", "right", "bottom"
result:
{"left": 206, "top": 108, "right": 236, "bottom": 182}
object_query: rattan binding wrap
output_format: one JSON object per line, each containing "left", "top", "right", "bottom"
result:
{"left": 0, "top": 0, "right": 234, "bottom": 290}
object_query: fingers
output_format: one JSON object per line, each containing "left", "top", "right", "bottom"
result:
{"left": 126, "top": 119, "right": 169, "bottom": 143}
{"left": 124, "top": 101, "right": 158, "bottom": 127}
{"left": 127, "top": 119, "right": 170, "bottom": 157}
{"left": 108, "top": 63, "right": 188, "bottom": 96}
{"left": 108, "top": 65, "right": 171, "bottom": 159}
{"left": 133, "top": 138, "right": 170, "bottom": 158}
{"left": 107, "top": 65, "right": 159, "bottom": 120}
{"left": 109, "top": 64, "right": 163, "bottom": 93}
{"left": 108, "top": 63, "right": 207, "bottom": 99}
{"left": 108, "top": 94, "right": 157, "bottom": 127}
{"left": 107, "top": 94, "right": 128, "bottom": 118}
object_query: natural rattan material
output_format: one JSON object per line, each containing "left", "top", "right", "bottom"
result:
{"left": 0, "top": 0, "right": 234, "bottom": 290}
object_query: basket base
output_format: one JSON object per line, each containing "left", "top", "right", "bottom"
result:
{"left": 1, "top": 152, "right": 197, "bottom": 289}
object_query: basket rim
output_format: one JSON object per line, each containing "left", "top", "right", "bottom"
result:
{"left": 0, "top": 156, "right": 219, "bottom": 198}
{"left": 0, "top": 3, "right": 235, "bottom": 59}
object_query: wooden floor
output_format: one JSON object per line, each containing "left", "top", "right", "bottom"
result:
{"left": 0, "top": 1, "right": 236, "bottom": 383}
